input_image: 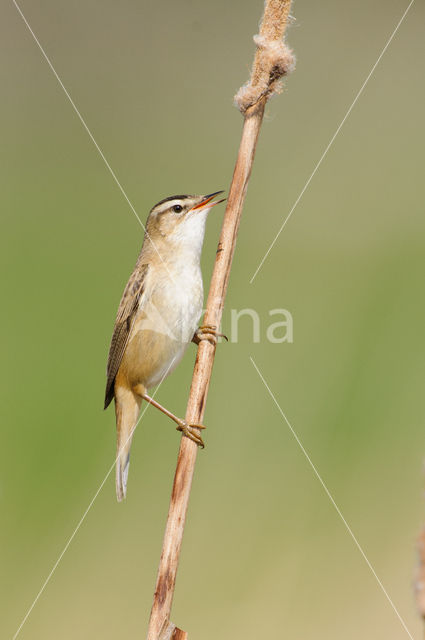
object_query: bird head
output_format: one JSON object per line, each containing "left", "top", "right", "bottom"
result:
{"left": 146, "top": 192, "right": 225, "bottom": 253}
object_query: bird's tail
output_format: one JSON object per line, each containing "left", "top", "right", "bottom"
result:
{"left": 115, "top": 390, "right": 141, "bottom": 502}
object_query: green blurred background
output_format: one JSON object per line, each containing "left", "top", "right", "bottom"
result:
{"left": 1, "top": 0, "right": 425, "bottom": 638}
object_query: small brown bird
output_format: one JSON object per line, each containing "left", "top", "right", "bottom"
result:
{"left": 105, "top": 192, "right": 225, "bottom": 501}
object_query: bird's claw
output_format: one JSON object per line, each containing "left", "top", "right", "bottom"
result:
{"left": 193, "top": 324, "right": 228, "bottom": 346}
{"left": 176, "top": 421, "right": 206, "bottom": 448}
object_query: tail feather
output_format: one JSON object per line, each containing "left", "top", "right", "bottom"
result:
{"left": 115, "top": 390, "right": 141, "bottom": 502}
{"left": 116, "top": 442, "right": 131, "bottom": 502}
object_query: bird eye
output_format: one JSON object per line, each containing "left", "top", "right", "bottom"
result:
{"left": 173, "top": 204, "right": 183, "bottom": 213}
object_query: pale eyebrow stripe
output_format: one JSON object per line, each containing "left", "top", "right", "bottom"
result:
{"left": 153, "top": 199, "right": 186, "bottom": 215}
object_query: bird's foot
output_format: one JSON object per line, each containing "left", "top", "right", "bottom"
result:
{"left": 176, "top": 421, "right": 206, "bottom": 448}
{"left": 192, "top": 324, "right": 228, "bottom": 346}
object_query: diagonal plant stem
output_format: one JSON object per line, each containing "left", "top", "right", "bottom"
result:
{"left": 146, "top": 2, "right": 294, "bottom": 638}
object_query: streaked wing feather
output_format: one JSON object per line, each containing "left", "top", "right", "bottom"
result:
{"left": 104, "top": 263, "right": 149, "bottom": 408}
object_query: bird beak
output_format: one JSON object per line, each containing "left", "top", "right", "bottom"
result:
{"left": 190, "top": 191, "right": 226, "bottom": 212}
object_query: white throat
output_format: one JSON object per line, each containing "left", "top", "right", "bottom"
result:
{"left": 168, "top": 209, "right": 209, "bottom": 263}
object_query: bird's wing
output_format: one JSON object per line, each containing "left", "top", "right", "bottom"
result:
{"left": 104, "top": 263, "right": 149, "bottom": 409}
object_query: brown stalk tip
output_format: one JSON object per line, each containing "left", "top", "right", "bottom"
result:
{"left": 234, "top": 1, "right": 296, "bottom": 114}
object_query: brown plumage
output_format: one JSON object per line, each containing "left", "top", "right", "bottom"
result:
{"left": 104, "top": 261, "right": 149, "bottom": 410}
{"left": 104, "top": 192, "right": 224, "bottom": 501}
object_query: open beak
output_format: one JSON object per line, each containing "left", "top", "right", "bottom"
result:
{"left": 190, "top": 190, "right": 226, "bottom": 212}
